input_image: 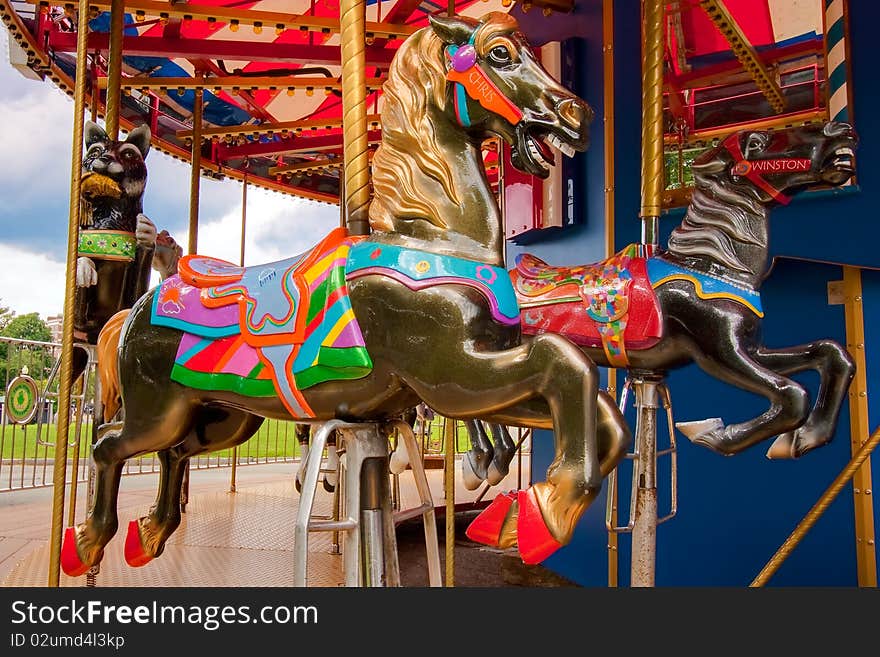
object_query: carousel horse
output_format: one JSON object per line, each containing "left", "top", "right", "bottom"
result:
{"left": 72, "top": 121, "right": 182, "bottom": 386}
{"left": 467, "top": 121, "right": 857, "bottom": 506}
{"left": 62, "top": 11, "right": 631, "bottom": 576}
{"left": 466, "top": 121, "right": 858, "bottom": 546}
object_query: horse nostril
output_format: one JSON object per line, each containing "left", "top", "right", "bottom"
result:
{"left": 558, "top": 98, "right": 590, "bottom": 129}
{"left": 824, "top": 121, "right": 853, "bottom": 137}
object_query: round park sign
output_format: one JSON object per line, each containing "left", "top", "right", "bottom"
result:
{"left": 5, "top": 375, "right": 39, "bottom": 424}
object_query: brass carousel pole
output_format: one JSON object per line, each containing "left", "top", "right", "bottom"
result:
{"left": 340, "top": 0, "right": 370, "bottom": 236}
{"left": 602, "top": 0, "right": 619, "bottom": 588}
{"left": 181, "top": 78, "right": 204, "bottom": 512}
{"left": 105, "top": 0, "right": 125, "bottom": 139}
{"left": 443, "top": 0, "right": 456, "bottom": 588}
{"left": 48, "top": 0, "right": 91, "bottom": 586}
{"left": 230, "top": 160, "right": 249, "bottom": 493}
{"left": 631, "top": 0, "right": 665, "bottom": 588}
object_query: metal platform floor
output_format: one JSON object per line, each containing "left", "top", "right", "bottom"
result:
{"left": 1, "top": 458, "right": 527, "bottom": 587}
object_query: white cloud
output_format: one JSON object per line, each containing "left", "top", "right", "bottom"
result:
{"left": 0, "top": 243, "right": 65, "bottom": 318}
{"left": 195, "top": 187, "right": 338, "bottom": 265}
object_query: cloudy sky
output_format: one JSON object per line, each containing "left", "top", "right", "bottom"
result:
{"left": 0, "top": 27, "right": 338, "bottom": 320}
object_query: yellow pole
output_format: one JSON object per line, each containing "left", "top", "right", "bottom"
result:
{"left": 104, "top": 0, "right": 125, "bottom": 140}
{"left": 444, "top": 418, "right": 455, "bottom": 587}
{"left": 842, "top": 266, "right": 877, "bottom": 585}
{"left": 188, "top": 81, "right": 204, "bottom": 255}
{"left": 339, "top": 0, "right": 370, "bottom": 235}
{"left": 48, "top": 0, "right": 91, "bottom": 587}
{"left": 603, "top": 0, "right": 618, "bottom": 589}
{"left": 230, "top": 163, "right": 248, "bottom": 493}
{"left": 751, "top": 426, "right": 880, "bottom": 587}
{"left": 640, "top": 0, "right": 665, "bottom": 248}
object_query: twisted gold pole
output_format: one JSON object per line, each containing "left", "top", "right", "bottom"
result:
{"left": 104, "top": 0, "right": 125, "bottom": 139}
{"left": 48, "top": 0, "right": 91, "bottom": 586}
{"left": 640, "top": 0, "right": 665, "bottom": 244}
{"left": 444, "top": 418, "right": 455, "bottom": 587}
{"left": 751, "top": 426, "right": 880, "bottom": 587}
{"left": 340, "top": 0, "right": 370, "bottom": 236}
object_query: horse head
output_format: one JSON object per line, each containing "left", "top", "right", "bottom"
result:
{"left": 429, "top": 12, "right": 593, "bottom": 178}
{"left": 692, "top": 121, "right": 858, "bottom": 206}
{"left": 81, "top": 121, "right": 150, "bottom": 231}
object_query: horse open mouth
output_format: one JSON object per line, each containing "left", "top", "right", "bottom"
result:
{"left": 820, "top": 144, "right": 856, "bottom": 184}
{"left": 517, "top": 127, "right": 578, "bottom": 176}
{"left": 827, "top": 146, "right": 855, "bottom": 172}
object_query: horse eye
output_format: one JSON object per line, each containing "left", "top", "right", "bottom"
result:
{"left": 489, "top": 45, "right": 512, "bottom": 65}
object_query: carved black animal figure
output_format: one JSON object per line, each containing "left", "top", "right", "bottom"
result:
{"left": 74, "top": 122, "right": 175, "bottom": 345}
{"left": 508, "top": 122, "right": 857, "bottom": 463}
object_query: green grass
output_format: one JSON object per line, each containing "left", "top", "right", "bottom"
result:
{"left": 0, "top": 417, "right": 487, "bottom": 462}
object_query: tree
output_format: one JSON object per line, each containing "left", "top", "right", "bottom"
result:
{"left": 2, "top": 313, "right": 52, "bottom": 342}
{"left": 0, "top": 313, "right": 53, "bottom": 389}
{"left": 0, "top": 301, "right": 12, "bottom": 332}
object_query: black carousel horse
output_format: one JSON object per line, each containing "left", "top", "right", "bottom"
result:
{"left": 464, "top": 122, "right": 859, "bottom": 505}
{"left": 62, "top": 12, "right": 631, "bottom": 576}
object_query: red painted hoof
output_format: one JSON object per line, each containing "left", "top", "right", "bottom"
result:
{"left": 516, "top": 488, "right": 562, "bottom": 565}
{"left": 124, "top": 520, "right": 153, "bottom": 568}
{"left": 61, "top": 527, "right": 90, "bottom": 577}
{"left": 465, "top": 491, "right": 516, "bottom": 547}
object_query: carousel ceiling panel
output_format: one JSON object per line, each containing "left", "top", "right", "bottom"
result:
{"left": 4, "top": 0, "right": 506, "bottom": 203}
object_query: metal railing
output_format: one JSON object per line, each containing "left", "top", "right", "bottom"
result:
{"left": 0, "top": 336, "right": 531, "bottom": 494}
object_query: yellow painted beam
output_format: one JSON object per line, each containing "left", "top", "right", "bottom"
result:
{"left": 699, "top": 0, "right": 786, "bottom": 114}
{"left": 98, "top": 76, "right": 385, "bottom": 92}
{"left": 843, "top": 266, "right": 878, "bottom": 586}
{"left": 176, "top": 115, "right": 381, "bottom": 140}
{"left": 268, "top": 159, "right": 338, "bottom": 175}
{"left": 36, "top": 0, "right": 417, "bottom": 39}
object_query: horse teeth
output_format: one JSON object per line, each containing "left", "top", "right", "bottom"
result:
{"left": 835, "top": 147, "right": 854, "bottom": 157}
{"left": 546, "top": 133, "right": 575, "bottom": 158}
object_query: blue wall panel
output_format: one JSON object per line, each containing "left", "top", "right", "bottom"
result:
{"left": 508, "top": 1, "right": 878, "bottom": 585}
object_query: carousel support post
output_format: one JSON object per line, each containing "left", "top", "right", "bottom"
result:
{"left": 623, "top": 0, "right": 666, "bottom": 587}
{"left": 340, "top": 0, "right": 370, "bottom": 236}
{"left": 48, "top": 0, "right": 90, "bottom": 587}
{"left": 293, "top": 421, "right": 402, "bottom": 586}
{"left": 230, "top": 161, "right": 249, "bottom": 494}
{"left": 629, "top": 374, "right": 661, "bottom": 587}
{"left": 181, "top": 78, "right": 204, "bottom": 513}
{"left": 640, "top": 0, "right": 664, "bottom": 254}
{"left": 444, "top": 417, "right": 455, "bottom": 587}
{"left": 603, "top": 0, "right": 619, "bottom": 588}
{"left": 104, "top": 0, "right": 124, "bottom": 139}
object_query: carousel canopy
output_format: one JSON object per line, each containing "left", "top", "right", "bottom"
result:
{"left": 1, "top": 0, "right": 829, "bottom": 203}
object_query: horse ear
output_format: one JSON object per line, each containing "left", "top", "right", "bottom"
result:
{"left": 84, "top": 121, "right": 108, "bottom": 149}
{"left": 429, "top": 14, "right": 476, "bottom": 46}
{"left": 125, "top": 124, "right": 151, "bottom": 159}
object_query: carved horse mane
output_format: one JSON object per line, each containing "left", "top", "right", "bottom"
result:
{"left": 668, "top": 181, "right": 768, "bottom": 274}
{"left": 370, "top": 26, "right": 456, "bottom": 231}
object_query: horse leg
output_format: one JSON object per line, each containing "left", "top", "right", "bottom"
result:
{"left": 461, "top": 419, "right": 494, "bottom": 490}
{"left": 753, "top": 340, "right": 856, "bottom": 458}
{"left": 407, "top": 333, "right": 627, "bottom": 554}
{"left": 486, "top": 423, "right": 515, "bottom": 486}
{"left": 125, "top": 410, "right": 264, "bottom": 566}
{"left": 61, "top": 401, "right": 196, "bottom": 575}
{"left": 687, "top": 347, "right": 811, "bottom": 456}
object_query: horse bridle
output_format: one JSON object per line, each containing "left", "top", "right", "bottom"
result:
{"left": 723, "top": 132, "right": 812, "bottom": 205}
{"left": 444, "top": 33, "right": 524, "bottom": 128}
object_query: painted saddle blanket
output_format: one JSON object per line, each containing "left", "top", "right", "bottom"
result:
{"left": 151, "top": 227, "right": 372, "bottom": 418}
{"left": 512, "top": 245, "right": 663, "bottom": 367}
{"left": 513, "top": 245, "right": 765, "bottom": 367}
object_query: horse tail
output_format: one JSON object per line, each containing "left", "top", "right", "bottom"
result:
{"left": 97, "top": 309, "right": 129, "bottom": 422}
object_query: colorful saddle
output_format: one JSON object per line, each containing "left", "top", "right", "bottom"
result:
{"left": 151, "top": 227, "right": 372, "bottom": 418}
{"left": 512, "top": 245, "right": 663, "bottom": 367}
